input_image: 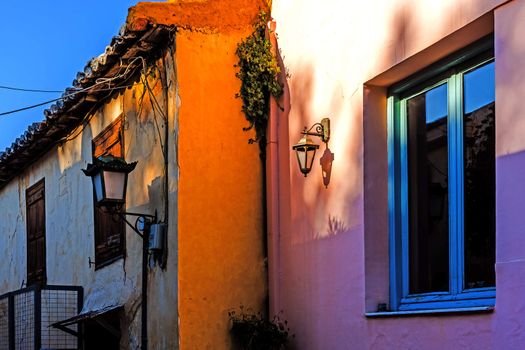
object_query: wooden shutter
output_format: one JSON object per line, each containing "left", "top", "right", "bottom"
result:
{"left": 93, "top": 117, "right": 123, "bottom": 159}
{"left": 26, "top": 179, "right": 46, "bottom": 285}
{"left": 92, "top": 116, "right": 126, "bottom": 267}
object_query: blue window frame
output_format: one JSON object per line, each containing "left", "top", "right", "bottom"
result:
{"left": 388, "top": 40, "right": 495, "bottom": 311}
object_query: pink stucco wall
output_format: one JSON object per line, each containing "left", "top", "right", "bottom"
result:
{"left": 268, "top": 0, "right": 525, "bottom": 348}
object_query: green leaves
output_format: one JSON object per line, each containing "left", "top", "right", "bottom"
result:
{"left": 229, "top": 308, "right": 291, "bottom": 350}
{"left": 236, "top": 11, "right": 283, "bottom": 154}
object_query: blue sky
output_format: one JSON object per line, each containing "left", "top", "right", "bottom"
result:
{"left": 0, "top": 1, "right": 161, "bottom": 151}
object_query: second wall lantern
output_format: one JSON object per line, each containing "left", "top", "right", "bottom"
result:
{"left": 292, "top": 118, "right": 330, "bottom": 177}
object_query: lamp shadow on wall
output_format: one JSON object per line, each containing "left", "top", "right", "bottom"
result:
{"left": 313, "top": 214, "right": 347, "bottom": 239}
{"left": 319, "top": 146, "right": 334, "bottom": 188}
{"left": 288, "top": 54, "right": 350, "bottom": 242}
{"left": 147, "top": 176, "right": 164, "bottom": 214}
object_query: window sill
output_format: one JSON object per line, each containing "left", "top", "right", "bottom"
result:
{"left": 365, "top": 306, "right": 494, "bottom": 318}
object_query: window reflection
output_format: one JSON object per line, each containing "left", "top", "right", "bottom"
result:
{"left": 407, "top": 83, "right": 449, "bottom": 294}
{"left": 464, "top": 62, "right": 495, "bottom": 114}
{"left": 463, "top": 62, "right": 495, "bottom": 289}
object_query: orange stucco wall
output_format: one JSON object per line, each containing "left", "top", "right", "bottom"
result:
{"left": 127, "top": 1, "right": 270, "bottom": 348}
{"left": 128, "top": 0, "right": 268, "bottom": 33}
{"left": 176, "top": 29, "right": 267, "bottom": 349}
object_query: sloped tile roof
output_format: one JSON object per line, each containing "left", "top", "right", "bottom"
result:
{"left": 0, "top": 23, "right": 175, "bottom": 189}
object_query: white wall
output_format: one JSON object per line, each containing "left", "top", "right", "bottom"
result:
{"left": 0, "top": 50, "right": 179, "bottom": 348}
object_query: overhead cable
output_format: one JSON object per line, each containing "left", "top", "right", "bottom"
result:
{"left": 0, "top": 56, "right": 146, "bottom": 117}
{"left": 0, "top": 85, "right": 63, "bottom": 93}
{"left": 0, "top": 85, "right": 132, "bottom": 117}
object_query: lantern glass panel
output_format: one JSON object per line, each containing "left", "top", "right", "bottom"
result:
{"left": 296, "top": 148, "right": 307, "bottom": 171}
{"left": 93, "top": 172, "right": 104, "bottom": 202}
{"left": 306, "top": 148, "right": 316, "bottom": 171}
{"left": 103, "top": 170, "right": 126, "bottom": 201}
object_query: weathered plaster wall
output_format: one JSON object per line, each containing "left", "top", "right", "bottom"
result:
{"left": 0, "top": 51, "right": 179, "bottom": 349}
{"left": 269, "top": 0, "right": 525, "bottom": 349}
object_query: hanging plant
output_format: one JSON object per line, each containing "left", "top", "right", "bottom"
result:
{"left": 235, "top": 11, "right": 283, "bottom": 157}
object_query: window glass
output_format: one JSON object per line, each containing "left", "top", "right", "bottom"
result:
{"left": 464, "top": 62, "right": 495, "bottom": 114}
{"left": 463, "top": 62, "right": 496, "bottom": 289}
{"left": 389, "top": 43, "right": 495, "bottom": 310}
{"left": 407, "top": 83, "right": 449, "bottom": 294}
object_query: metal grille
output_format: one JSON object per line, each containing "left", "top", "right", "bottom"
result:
{"left": 41, "top": 289, "right": 78, "bottom": 349}
{"left": 0, "top": 285, "right": 82, "bottom": 350}
{"left": 14, "top": 292, "right": 34, "bottom": 350}
{"left": 0, "top": 298, "right": 9, "bottom": 350}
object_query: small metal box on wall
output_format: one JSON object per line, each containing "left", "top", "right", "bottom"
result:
{"left": 148, "top": 223, "right": 166, "bottom": 252}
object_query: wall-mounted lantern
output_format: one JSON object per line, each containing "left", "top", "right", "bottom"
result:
{"left": 82, "top": 156, "right": 137, "bottom": 207}
{"left": 292, "top": 118, "right": 330, "bottom": 177}
{"left": 82, "top": 155, "right": 157, "bottom": 350}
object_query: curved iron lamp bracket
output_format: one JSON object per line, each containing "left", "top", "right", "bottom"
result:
{"left": 103, "top": 204, "right": 157, "bottom": 239}
{"left": 302, "top": 118, "right": 330, "bottom": 144}
{"left": 117, "top": 211, "right": 157, "bottom": 239}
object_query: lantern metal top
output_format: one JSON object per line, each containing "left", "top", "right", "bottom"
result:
{"left": 292, "top": 134, "right": 319, "bottom": 151}
{"left": 82, "top": 156, "right": 137, "bottom": 177}
{"left": 82, "top": 156, "right": 138, "bottom": 208}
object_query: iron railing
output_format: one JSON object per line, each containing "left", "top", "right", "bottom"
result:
{"left": 0, "top": 285, "right": 83, "bottom": 350}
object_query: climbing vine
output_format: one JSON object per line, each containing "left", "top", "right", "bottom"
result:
{"left": 236, "top": 11, "right": 283, "bottom": 156}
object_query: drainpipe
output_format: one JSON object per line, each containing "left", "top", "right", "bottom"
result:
{"left": 266, "top": 20, "right": 282, "bottom": 316}
{"left": 142, "top": 223, "right": 149, "bottom": 350}
{"left": 161, "top": 51, "right": 170, "bottom": 270}
{"left": 141, "top": 50, "right": 171, "bottom": 350}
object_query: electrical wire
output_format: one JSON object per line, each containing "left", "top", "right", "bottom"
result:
{"left": 60, "top": 58, "right": 146, "bottom": 144}
{"left": 2, "top": 55, "right": 170, "bottom": 164}
{"left": 125, "top": 79, "right": 147, "bottom": 158}
{"left": 0, "top": 98, "right": 64, "bottom": 116}
{"left": 0, "top": 85, "right": 133, "bottom": 117}
{"left": 0, "top": 57, "right": 146, "bottom": 118}
{"left": 0, "top": 85, "right": 62, "bottom": 93}
{"left": 142, "top": 67, "right": 167, "bottom": 159}
{"left": 144, "top": 68, "right": 168, "bottom": 122}
{"left": 149, "top": 93, "right": 167, "bottom": 159}
{"left": 59, "top": 89, "right": 116, "bottom": 143}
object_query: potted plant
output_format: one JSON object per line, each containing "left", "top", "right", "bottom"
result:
{"left": 228, "top": 308, "right": 291, "bottom": 350}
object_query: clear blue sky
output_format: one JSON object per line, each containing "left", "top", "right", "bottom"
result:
{"left": 0, "top": 1, "right": 162, "bottom": 151}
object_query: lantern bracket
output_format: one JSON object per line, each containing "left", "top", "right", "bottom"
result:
{"left": 116, "top": 211, "right": 157, "bottom": 239}
{"left": 291, "top": 118, "right": 331, "bottom": 177}
{"left": 302, "top": 118, "right": 330, "bottom": 144}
